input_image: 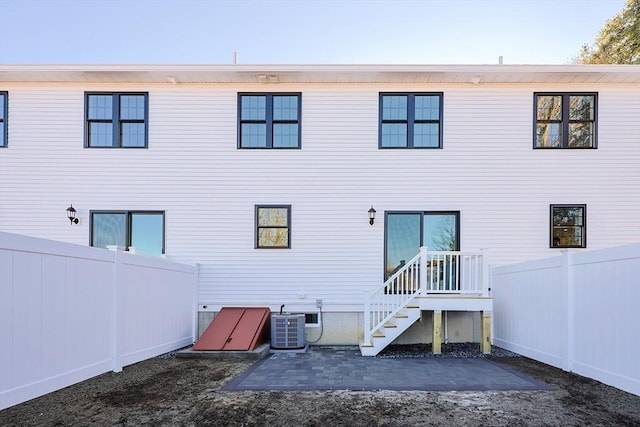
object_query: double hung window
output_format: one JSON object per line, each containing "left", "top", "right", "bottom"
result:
{"left": 238, "top": 93, "right": 301, "bottom": 148}
{"left": 255, "top": 205, "right": 291, "bottom": 248}
{"left": 550, "top": 205, "right": 586, "bottom": 248}
{"left": 0, "top": 92, "right": 7, "bottom": 147}
{"left": 85, "top": 93, "right": 148, "bottom": 148}
{"left": 91, "top": 211, "right": 164, "bottom": 255}
{"left": 379, "top": 93, "right": 443, "bottom": 148}
{"left": 535, "top": 93, "right": 597, "bottom": 148}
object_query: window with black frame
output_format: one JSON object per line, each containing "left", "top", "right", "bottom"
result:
{"left": 91, "top": 211, "right": 164, "bottom": 255}
{"left": 535, "top": 93, "right": 596, "bottom": 148}
{"left": 85, "top": 93, "right": 148, "bottom": 148}
{"left": 255, "top": 205, "right": 291, "bottom": 248}
{"left": 238, "top": 93, "right": 301, "bottom": 148}
{"left": 550, "top": 205, "right": 586, "bottom": 248}
{"left": 0, "top": 92, "right": 7, "bottom": 147}
{"left": 379, "top": 93, "right": 442, "bottom": 148}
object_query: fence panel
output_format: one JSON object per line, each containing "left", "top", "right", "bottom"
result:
{"left": 492, "top": 256, "right": 566, "bottom": 368}
{"left": 492, "top": 243, "right": 640, "bottom": 397}
{"left": 571, "top": 247, "right": 640, "bottom": 396}
{"left": 0, "top": 232, "right": 196, "bottom": 410}
{"left": 118, "top": 252, "right": 196, "bottom": 367}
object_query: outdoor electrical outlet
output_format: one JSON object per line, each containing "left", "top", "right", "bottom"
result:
{"left": 316, "top": 299, "right": 323, "bottom": 308}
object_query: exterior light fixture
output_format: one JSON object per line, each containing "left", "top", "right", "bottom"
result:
{"left": 66, "top": 204, "right": 79, "bottom": 224}
{"left": 368, "top": 206, "right": 376, "bottom": 226}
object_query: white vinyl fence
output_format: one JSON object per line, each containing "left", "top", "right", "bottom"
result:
{"left": 492, "top": 243, "right": 640, "bottom": 396}
{"left": 0, "top": 232, "right": 197, "bottom": 410}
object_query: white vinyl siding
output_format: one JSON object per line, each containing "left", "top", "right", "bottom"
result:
{"left": 0, "top": 83, "right": 639, "bottom": 312}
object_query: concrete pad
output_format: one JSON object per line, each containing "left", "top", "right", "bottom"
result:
{"left": 269, "top": 345, "right": 309, "bottom": 354}
{"left": 177, "top": 343, "right": 270, "bottom": 360}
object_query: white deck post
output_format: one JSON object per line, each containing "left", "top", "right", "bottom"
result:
{"left": 364, "top": 291, "right": 371, "bottom": 345}
{"left": 481, "top": 248, "right": 490, "bottom": 296}
{"left": 419, "top": 246, "right": 428, "bottom": 295}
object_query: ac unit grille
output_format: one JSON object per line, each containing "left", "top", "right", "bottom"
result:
{"left": 271, "top": 314, "right": 305, "bottom": 349}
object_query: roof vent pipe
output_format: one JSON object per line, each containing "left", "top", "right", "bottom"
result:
{"left": 499, "top": 55, "right": 504, "bottom": 65}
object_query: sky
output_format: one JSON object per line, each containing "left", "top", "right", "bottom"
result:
{"left": 0, "top": 0, "right": 627, "bottom": 65}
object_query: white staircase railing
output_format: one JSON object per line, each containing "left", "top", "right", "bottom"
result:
{"left": 364, "top": 247, "right": 488, "bottom": 346}
{"left": 364, "top": 252, "right": 421, "bottom": 346}
{"left": 424, "top": 250, "right": 485, "bottom": 294}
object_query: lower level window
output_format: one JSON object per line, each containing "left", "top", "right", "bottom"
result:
{"left": 255, "top": 205, "right": 291, "bottom": 248}
{"left": 550, "top": 205, "right": 586, "bottom": 248}
{"left": 91, "top": 211, "right": 165, "bottom": 255}
{"left": 305, "top": 313, "right": 319, "bottom": 325}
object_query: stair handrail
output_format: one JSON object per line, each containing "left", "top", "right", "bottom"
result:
{"left": 364, "top": 247, "right": 489, "bottom": 346}
{"left": 364, "top": 251, "right": 422, "bottom": 346}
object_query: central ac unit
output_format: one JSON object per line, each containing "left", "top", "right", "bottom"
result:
{"left": 271, "top": 313, "right": 305, "bottom": 349}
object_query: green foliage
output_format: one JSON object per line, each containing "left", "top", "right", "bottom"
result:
{"left": 578, "top": 0, "right": 640, "bottom": 64}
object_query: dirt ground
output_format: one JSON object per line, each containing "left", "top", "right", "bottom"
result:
{"left": 2, "top": 350, "right": 640, "bottom": 426}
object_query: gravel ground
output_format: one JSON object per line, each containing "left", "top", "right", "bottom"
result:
{"left": 2, "top": 344, "right": 640, "bottom": 426}
{"left": 379, "top": 342, "right": 521, "bottom": 358}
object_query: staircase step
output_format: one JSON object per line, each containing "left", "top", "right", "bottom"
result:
{"left": 360, "top": 298, "right": 422, "bottom": 356}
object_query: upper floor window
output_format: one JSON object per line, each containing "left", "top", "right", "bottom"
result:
{"left": 91, "top": 210, "right": 164, "bottom": 255}
{"left": 0, "top": 92, "right": 7, "bottom": 147}
{"left": 379, "top": 93, "right": 443, "bottom": 148}
{"left": 535, "top": 93, "right": 597, "bottom": 149}
{"left": 550, "top": 204, "right": 586, "bottom": 248}
{"left": 238, "top": 93, "right": 301, "bottom": 148}
{"left": 85, "top": 93, "right": 148, "bottom": 148}
{"left": 255, "top": 205, "right": 291, "bottom": 248}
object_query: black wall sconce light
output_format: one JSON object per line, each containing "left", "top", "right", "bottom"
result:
{"left": 368, "top": 206, "right": 376, "bottom": 226}
{"left": 66, "top": 204, "right": 79, "bottom": 224}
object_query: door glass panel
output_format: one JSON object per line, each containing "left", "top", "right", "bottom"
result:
{"left": 385, "top": 212, "right": 459, "bottom": 282}
{"left": 385, "top": 214, "right": 421, "bottom": 279}
{"left": 92, "top": 213, "right": 126, "bottom": 249}
{"left": 131, "top": 213, "right": 164, "bottom": 256}
{"left": 423, "top": 213, "right": 458, "bottom": 251}
{"left": 424, "top": 213, "right": 459, "bottom": 291}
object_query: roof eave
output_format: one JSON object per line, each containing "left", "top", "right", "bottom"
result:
{"left": 1, "top": 64, "right": 639, "bottom": 84}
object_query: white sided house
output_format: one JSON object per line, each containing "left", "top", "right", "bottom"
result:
{"left": 1, "top": 64, "right": 639, "bottom": 355}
